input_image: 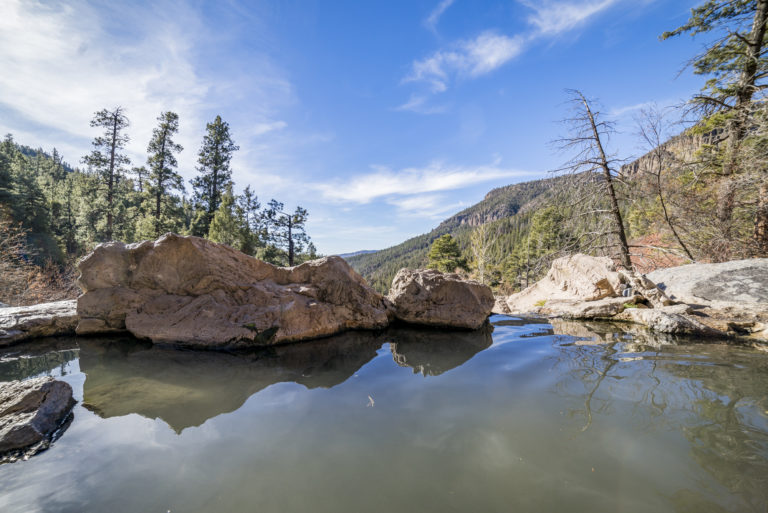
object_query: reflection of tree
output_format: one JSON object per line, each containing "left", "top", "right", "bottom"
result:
{"left": 0, "top": 337, "right": 79, "bottom": 382}
{"left": 548, "top": 320, "right": 768, "bottom": 511}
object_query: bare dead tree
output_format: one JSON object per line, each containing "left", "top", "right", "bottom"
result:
{"left": 552, "top": 90, "right": 632, "bottom": 269}
{"left": 635, "top": 105, "right": 696, "bottom": 261}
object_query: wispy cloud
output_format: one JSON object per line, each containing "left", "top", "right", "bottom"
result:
{"left": 387, "top": 194, "right": 466, "bottom": 219}
{"left": 394, "top": 94, "right": 448, "bottom": 114}
{"left": 522, "top": 0, "right": 617, "bottom": 35}
{"left": 401, "top": 0, "right": 619, "bottom": 106}
{"left": 404, "top": 31, "right": 524, "bottom": 93}
{"left": 424, "top": 0, "right": 456, "bottom": 33}
{"left": 0, "top": 0, "right": 292, "bottom": 184}
{"left": 314, "top": 161, "right": 535, "bottom": 203}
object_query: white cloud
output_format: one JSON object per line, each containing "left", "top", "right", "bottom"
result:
{"left": 387, "top": 194, "right": 466, "bottom": 219}
{"left": 425, "top": 0, "right": 456, "bottom": 32}
{"left": 315, "top": 161, "right": 535, "bottom": 203}
{"left": 521, "top": 0, "right": 617, "bottom": 36}
{"left": 404, "top": 31, "right": 524, "bottom": 93}
{"left": 394, "top": 94, "right": 448, "bottom": 114}
{"left": 0, "top": 0, "right": 292, "bottom": 184}
{"left": 399, "top": 0, "right": 619, "bottom": 107}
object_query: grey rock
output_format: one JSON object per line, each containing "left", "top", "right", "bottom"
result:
{"left": 648, "top": 259, "right": 768, "bottom": 304}
{"left": 0, "top": 377, "right": 75, "bottom": 455}
{"left": 614, "top": 308, "right": 724, "bottom": 337}
{"left": 387, "top": 269, "right": 494, "bottom": 329}
{"left": 0, "top": 300, "right": 78, "bottom": 347}
{"left": 543, "top": 296, "right": 631, "bottom": 319}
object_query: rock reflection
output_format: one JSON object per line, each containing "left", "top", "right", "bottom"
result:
{"left": 77, "top": 331, "right": 383, "bottom": 433}
{"left": 388, "top": 324, "right": 493, "bottom": 376}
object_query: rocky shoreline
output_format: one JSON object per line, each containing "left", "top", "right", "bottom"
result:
{"left": 493, "top": 254, "right": 768, "bottom": 349}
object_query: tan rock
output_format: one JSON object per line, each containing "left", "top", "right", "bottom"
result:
{"left": 76, "top": 233, "right": 391, "bottom": 348}
{"left": 506, "top": 254, "right": 623, "bottom": 313}
{"left": 541, "top": 296, "right": 631, "bottom": 319}
{"left": 0, "top": 377, "right": 75, "bottom": 455}
{"left": 387, "top": 269, "right": 494, "bottom": 329}
{"left": 0, "top": 300, "right": 78, "bottom": 346}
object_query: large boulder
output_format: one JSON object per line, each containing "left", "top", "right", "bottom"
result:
{"left": 648, "top": 259, "right": 768, "bottom": 305}
{"left": 76, "top": 233, "right": 391, "bottom": 348}
{"left": 0, "top": 377, "right": 75, "bottom": 456}
{"left": 506, "top": 254, "right": 670, "bottom": 313}
{"left": 0, "top": 300, "right": 78, "bottom": 347}
{"left": 387, "top": 269, "right": 494, "bottom": 329}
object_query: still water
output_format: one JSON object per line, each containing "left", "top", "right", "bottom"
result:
{"left": 0, "top": 316, "right": 767, "bottom": 513}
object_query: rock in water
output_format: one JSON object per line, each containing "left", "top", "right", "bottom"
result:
{"left": 387, "top": 269, "right": 494, "bottom": 329}
{"left": 0, "top": 300, "right": 78, "bottom": 347}
{"left": 0, "top": 377, "right": 75, "bottom": 455}
{"left": 76, "top": 233, "right": 391, "bottom": 348}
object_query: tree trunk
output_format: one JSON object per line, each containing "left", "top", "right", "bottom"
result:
{"left": 755, "top": 179, "right": 768, "bottom": 256}
{"left": 582, "top": 96, "right": 632, "bottom": 269}
{"left": 107, "top": 112, "right": 118, "bottom": 241}
{"left": 721, "top": 0, "right": 768, "bottom": 235}
{"left": 287, "top": 218, "right": 294, "bottom": 266}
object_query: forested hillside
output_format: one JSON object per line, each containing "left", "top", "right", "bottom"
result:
{"left": 347, "top": 177, "right": 564, "bottom": 293}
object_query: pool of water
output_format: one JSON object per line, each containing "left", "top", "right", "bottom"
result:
{"left": 1, "top": 315, "right": 767, "bottom": 513}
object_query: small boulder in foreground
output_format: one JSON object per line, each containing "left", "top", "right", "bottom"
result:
{"left": 0, "top": 377, "right": 76, "bottom": 458}
{"left": 387, "top": 269, "right": 494, "bottom": 329}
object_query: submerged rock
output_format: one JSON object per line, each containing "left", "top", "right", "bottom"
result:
{"left": 0, "top": 377, "right": 75, "bottom": 457}
{"left": 387, "top": 269, "right": 494, "bottom": 329}
{"left": 76, "top": 233, "right": 391, "bottom": 348}
{"left": 0, "top": 300, "right": 78, "bottom": 347}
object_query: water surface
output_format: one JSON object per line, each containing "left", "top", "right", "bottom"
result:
{"left": 0, "top": 316, "right": 766, "bottom": 513}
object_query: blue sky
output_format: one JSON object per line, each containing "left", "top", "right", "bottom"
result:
{"left": 0, "top": 0, "right": 706, "bottom": 254}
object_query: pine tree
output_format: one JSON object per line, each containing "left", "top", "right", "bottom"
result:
{"left": 191, "top": 115, "right": 239, "bottom": 235}
{"left": 663, "top": 1, "right": 768, "bottom": 243}
{"left": 207, "top": 185, "right": 243, "bottom": 248}
{"left": 146, "top": 112, "right": 184, "bottom": 237}
{"left": 82, "top": 107, "right": 131, "bottom": 241}
{"left": 428, "top": 234, "right": 468, "bottom": 273}
{"left": 263, "top": 200, "right": 310, "bottom": 266}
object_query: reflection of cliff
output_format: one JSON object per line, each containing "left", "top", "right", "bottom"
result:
{"left": 389, "top": 324, "right": 493, "bottom": 376}
{"left": 78, "top": 332, "right": 383, "bottom": 433}
{"left": 0, "top": 337, "right": 80, "bottom": 382}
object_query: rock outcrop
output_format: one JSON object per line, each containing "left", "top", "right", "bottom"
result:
{"left": 506, "top": 254, "right": 671, "bottom": 315}
{"left": 387, "top": 269, "right": 494, "bottom": 329}
{"left": 76, "top": 233, "right": 391, "bottom": 348}
{"left": 0, "top": 377, "right": 75, "bottom": 457}
{"left": 0, "top": 300, "right": 78, "bottom": 347}
{"left": 648, "top": 259, "right": 768, "bottom": 305}
{"left": 501, "top": 254, "right": 768, "bottom": 346}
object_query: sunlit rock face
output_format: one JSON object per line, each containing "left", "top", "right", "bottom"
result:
{"left": 76, "top": 233, "right": 391, "bottom": 348}
{"left": 387, "top": 269, "right": 494, "bottom": 330}
{"left": 0, "top": 377, "right": 75, "bottom": 456}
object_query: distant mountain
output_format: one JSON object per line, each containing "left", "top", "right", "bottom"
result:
{"left": 337, "top": 250, "right": 378, "bottom": 259}
{"left": 347, "top": 176, "right": 563, "bottom": 293}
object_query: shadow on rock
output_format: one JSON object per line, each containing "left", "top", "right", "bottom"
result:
{"left": 388, "top": 323, "right": 493, "bottom": 377}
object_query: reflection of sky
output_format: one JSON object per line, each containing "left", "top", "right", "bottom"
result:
{"left": 0, "top": 322, "right": 767, "bottom": 513}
